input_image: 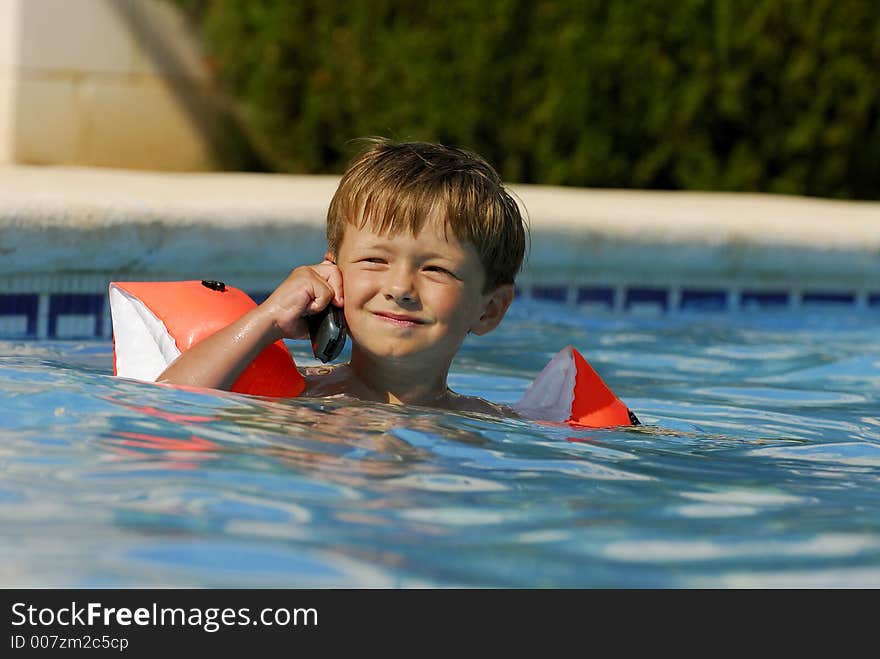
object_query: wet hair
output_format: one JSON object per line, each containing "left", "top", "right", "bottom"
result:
{"left": 326, "top": 138, "right": 527, "bottom": 291}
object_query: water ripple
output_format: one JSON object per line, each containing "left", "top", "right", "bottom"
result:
{"left": 3, "top": 308, "right": 880, "bottom": 587}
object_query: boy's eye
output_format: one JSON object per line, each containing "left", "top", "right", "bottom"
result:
{"left": 424, "top": 265, "right": 457, "bottom": 278}
{"left": 359, "top": 258, "right": 386, "bottom": 264}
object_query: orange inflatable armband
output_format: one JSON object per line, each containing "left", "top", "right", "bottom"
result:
{"left": 514, "top": 346, "right": 638, "bottom": 428}
{"left": 109, "top": 280, "right": 304, "bottom": 397}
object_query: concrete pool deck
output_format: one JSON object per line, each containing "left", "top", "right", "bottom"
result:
{"left": 1, "top": 165, "right": 879, "bottom": 336}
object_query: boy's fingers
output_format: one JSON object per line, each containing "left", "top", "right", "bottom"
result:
{"left": 328, "top": 269, "right": 344, "bottom": 307}
{"left": 305, "top": 275, "right": 336, "bottom": 314}
{"left": 312, "top": 261, "right": 344, "bottom": 306}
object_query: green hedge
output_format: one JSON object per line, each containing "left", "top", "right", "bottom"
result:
{"left": 176, "top": 0, "right": 880, "bottom": 199}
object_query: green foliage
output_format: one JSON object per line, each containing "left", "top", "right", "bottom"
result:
{"left": 175, "top": 0, "right": 880, "bottom": 199}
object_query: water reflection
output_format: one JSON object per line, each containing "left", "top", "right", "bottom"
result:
{"left": 2, "top": 306, "right": 880, "bottom": 587}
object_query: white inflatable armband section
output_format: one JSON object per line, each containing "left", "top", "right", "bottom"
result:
{"left": 513, "top": 346, "right": 576, "bottom": 422}
{"left": 109, "top": 285, "right": 181, "bottom": 381}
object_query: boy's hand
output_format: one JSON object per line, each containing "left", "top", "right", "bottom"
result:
{"left": 261, "top": 261, "right": 344, "bottom": 340}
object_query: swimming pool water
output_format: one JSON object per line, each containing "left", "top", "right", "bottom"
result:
{"left": 1, "top": 299, "right": 879, "bottom": 587}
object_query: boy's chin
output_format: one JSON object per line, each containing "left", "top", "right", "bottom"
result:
{"left": 354, "top": 341, "right": 455, "bottom": 364}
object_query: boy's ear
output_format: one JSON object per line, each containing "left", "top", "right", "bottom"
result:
{"left": 323, "top": 250, "right": 336, "bottom": 264}
{"left": 470, "top": 284, "right": 515, "bottom": 336}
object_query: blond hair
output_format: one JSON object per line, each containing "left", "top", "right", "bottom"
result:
{"left": 327, "top": 138, "right": 527, "bottom": 291}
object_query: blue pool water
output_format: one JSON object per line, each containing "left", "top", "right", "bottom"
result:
{"left": 1, "top": 299, "right": 879, "bottom": 587}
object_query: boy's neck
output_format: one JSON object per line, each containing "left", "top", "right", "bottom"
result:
{"left": 346, "top": 350, "right": 454, "bottom": 407}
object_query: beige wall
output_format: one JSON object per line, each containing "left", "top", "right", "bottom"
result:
{"left": 0, "top": 0, "right": 225, "bottom": 170}
{"left": 0, "top": 0, "right": 21, "bottom": 163}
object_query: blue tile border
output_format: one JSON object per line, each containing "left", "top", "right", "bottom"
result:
{"left": 625, "top": 288, "right": 668, "bottom": 311}
{"left": 2, "top": 284, "right": 879, "bottom": 340}
{"left": 531, "top": 285, "right": 567, "bottom": 302}
{"left": 48, "top": 293, "right": 105, "bottom": 338}
{"left": 577, "top": 286, "right": 614, "bottom": 308}
{"left": 802, "top": 291, "right": 855, "bottom": 305}
{"left": 681, "top": 289, "right": 728, "bottom": 311}
{"left": 0, "top": 294, "right": 39, "bottom": 337}
{"left": 741, "top": 291, "right": 789, "bottom": 308}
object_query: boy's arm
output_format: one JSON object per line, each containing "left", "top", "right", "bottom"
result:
{"left": 156, "top": 262, "right": 344, "bottom": 390}
{"left": 156, "top": 305, "right": 281, "bottom": 390}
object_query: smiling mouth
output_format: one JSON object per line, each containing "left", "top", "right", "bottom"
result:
{"left": 372, "top": 312, "right": 425, "bottom": 327}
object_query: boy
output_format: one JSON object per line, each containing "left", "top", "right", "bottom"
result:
{"left": 158, "top": 138, "right": 527, "bottom": 416}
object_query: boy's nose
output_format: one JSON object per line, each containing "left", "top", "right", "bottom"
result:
{"left": 384, "top": 285, "right": 417, "bottom": 305}
{"left": 383, "top": 267, "right": 418, "bottom": 305}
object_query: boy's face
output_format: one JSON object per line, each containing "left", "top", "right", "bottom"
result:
{"left": 331, "top": 214, "right": 512, "bottom": 367}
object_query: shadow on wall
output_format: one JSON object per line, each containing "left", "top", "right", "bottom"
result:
{"left": 108, "top": 0, "right": 267, "bottom": 171}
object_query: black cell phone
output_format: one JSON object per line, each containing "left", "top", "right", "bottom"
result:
{"left": 306, "top": 305, "right": 347, "bottom": 363}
